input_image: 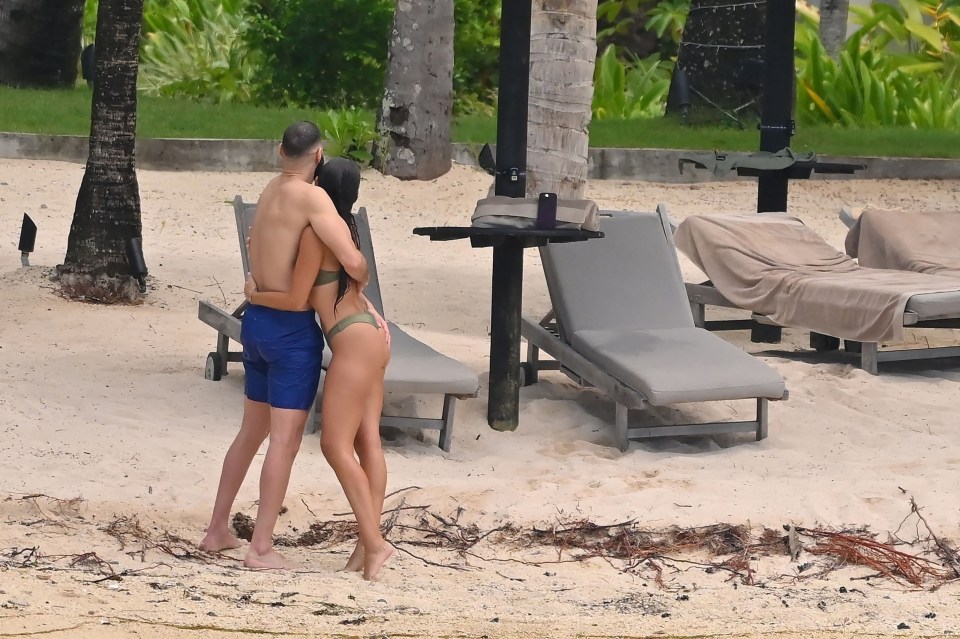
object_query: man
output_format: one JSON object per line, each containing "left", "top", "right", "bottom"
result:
{"left": 200, "top": 121, "right": 368, "bottom": 570}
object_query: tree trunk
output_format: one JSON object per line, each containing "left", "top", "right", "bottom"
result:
{"left": 59, "top": 0, "right": 145, "bottom": 304}
{"left": 373, "top": 0, "right": 454, "bottom": 181}
{"left": 0, "top": 0, "right": 85, "bottom": 88}
{"left": 819, "top": 0, "right": 849, "bottom": 60}
{"left": 669, "top": 0, "right": 766, "bottom": 120}
{"left": 526, "top": 0, "right": 598, "bottom": 199}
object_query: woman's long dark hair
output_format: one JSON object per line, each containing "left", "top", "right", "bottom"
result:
{"left": 315, "top": 157, "right": 362, "bottom": 308}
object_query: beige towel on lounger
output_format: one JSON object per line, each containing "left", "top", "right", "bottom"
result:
{"left": 845, "top": 208, "right": 960, "bottom": 277}
{"left": 675, "top": 213, "right": 960, "bottom": 343}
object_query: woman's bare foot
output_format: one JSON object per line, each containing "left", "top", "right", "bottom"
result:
{"left": 363, "top": 542, "right": 395, "bottom": 582}
{"left": 340, "top": 542, "right": 364, "bottom": 572}
{"left": 244, "top": 548, "right": 298, "bottom": 570}
{"left": 199, "top": 529, "right": 243, "bottom": 552}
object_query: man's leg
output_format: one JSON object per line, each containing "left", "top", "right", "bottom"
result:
{"left": 201, "top": 398, "right": 271, "bottom": 551}
{"left": 201, "top": 325, "right": 271, "bottom": 553}
{"left": 244, "top": 407, "right": 309, "bottom": 569}
{"left": 240, "top": 307, "right": 323, "bottom": 570}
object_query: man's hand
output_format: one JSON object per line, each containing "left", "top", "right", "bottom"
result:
{"left": 243, "top": 272, "right": 259, "bottom": 301}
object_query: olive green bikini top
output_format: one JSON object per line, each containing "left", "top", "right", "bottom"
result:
{"left": 314, "top": 269, "right": 339, "bottom": 286}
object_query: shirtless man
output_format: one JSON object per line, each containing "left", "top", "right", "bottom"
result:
{"left": 200, "top": 121, "right": 368, "bottom": 570}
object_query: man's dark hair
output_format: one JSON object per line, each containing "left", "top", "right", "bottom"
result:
{"left": 281, "top": 121, "right": 322, "bottom": 158}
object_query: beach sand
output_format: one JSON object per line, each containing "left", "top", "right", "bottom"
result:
{"left": 1, "top": 158, "right": 959, "bottom": 638}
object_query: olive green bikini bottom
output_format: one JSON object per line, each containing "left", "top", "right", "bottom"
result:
{"left": 327, "top": 310, "right": 379, "bottom": 341}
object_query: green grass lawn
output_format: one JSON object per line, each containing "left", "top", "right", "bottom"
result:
{"left": 456, "top": 114, "right": 960, "bottom": 159}
{"left": 3, "top": 86, "right": 960, "bottom": 158}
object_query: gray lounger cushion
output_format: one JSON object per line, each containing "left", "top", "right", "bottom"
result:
{"left": 542, "top": 211, "right": 785, "bottom": 406}
{"left": 571, "top": 327, "right": 788, "bottom": 405}
{"left": 905, "top": 290, "right": 960, "bottom": 320}
{"left": 543, "top": 212, "right": 694, "bottom": 332}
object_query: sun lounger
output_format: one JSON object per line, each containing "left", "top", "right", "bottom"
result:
{"left": 198, "top": 196, "right": 254, "bottom": 381}
{"left": 520, "top": 209, "right": 788, "bottom": 451}
{"left": 197, "top": 197, "right": 479, "bottom": 451}
{"left": 841, "top": 207, "right": 960, "bottom": 277}
{"left": 676, "top": 212, "right": 960, "bottom": 375}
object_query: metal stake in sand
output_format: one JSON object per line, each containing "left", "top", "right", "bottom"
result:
{"left": 126, "top": 236, "right": 148, "bottom": 293}
{"left": 18, "top": 214, "right": 37, "bottom": 267}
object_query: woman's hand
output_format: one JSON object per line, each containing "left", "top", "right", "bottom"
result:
{"left": 373, "top": 310, "right": 391, "bottom": 350}
{"left": 243, "top": 272, "right": 259, "bottom": 301}
{"left": 362, "top": 294, "right": 391, "bottom": 349}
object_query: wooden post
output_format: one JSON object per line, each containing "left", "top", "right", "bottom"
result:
{"left": 488, "top": 238, "right": 524, "bottom": 431}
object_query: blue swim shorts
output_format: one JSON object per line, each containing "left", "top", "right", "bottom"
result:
{"left": 240, "top": 304, "right": 325, "bottom": 411}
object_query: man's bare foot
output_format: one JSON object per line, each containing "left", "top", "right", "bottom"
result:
{"left": 244, "top": 548, "right": 298, "bottom": 570}
{"left": 199, "top": 529, "right": 243, "bottom": 552}
{"left": 340, "top": 542, "right": 364, "bottom": 572}
{"left": 363, "top": 542, "right": 395, "bottom": 582}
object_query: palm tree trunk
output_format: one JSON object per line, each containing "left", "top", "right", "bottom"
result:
{"left": 0, "top": 0, "right": 85, "bottom": 87}
{"left": 819, "top": 0, "right": 850, "bottom": 60}
{"left": 373, "top": 0, "right": 454, "bottom": 180}
{"left": 526, "top": 0, "right": 598, "bottom": 199}
{"left": 60, "top": 0, "right": 145, "bottom": 303}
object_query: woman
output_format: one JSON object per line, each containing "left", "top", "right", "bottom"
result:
{"left": 244, "top": 158, "right": 393, "bottom": 581}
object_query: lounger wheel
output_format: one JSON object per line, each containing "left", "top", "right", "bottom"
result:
{"left": 205, "top": 352, "right": 224, "bottom": 381}
{"left": 519, "top": 362, "right": 535, "bottom": 387}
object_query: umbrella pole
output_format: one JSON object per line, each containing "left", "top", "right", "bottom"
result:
{"left": 494, "top": 0, "right": 532, "bottom": 198}
{"left": 487, "top": 0, "right": 532, "bottom": 431}
{"left": 757, "top": 0, "right": 797, "bottom": 214}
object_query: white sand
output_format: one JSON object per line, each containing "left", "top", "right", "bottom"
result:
{"left": 1, "top": 159, "right": 959, "bottom": 638}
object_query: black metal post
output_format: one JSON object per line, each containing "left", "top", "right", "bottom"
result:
{"left": 753, "top": 0, "right": 796, "bottom": 343}
{"left": 494, "top": 0, "right": 531, "bottom": 198}
{"left": 484, "top": 0, "right": 532, "bottom": 431}
{"left": 488, "top": 239, "right": 525, "bottom": 431}
{"left": 756, "top": 0, "right": 796, "bottom": 214}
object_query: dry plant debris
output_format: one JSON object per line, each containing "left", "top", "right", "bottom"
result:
{"left": 2, "top": 490, "right": 957, "bottom": 592}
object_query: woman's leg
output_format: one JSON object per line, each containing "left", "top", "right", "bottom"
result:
{"left": 321, "top": 327, "right": 393, "bottom": 580}
{"left": 342, "top": 375, "right": 387, "bottom": 572}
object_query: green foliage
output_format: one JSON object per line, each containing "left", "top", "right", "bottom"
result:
{"left": 644, "top": 0, "right": 689, "bottom": 44}
{"left": 244, "top": 0, "right": 393, "bottom": 109}
{"left": 592, "top": 45, "right": 672, "bottom": 119}
{"left": 83, "top": 0, "right": 98, "bottom": 45}
{"left": 453, "top": 0, "right": 501, "bottom": 115}
{"left": 317, "top": 109, "right": 377, "bottom": 164}
{"left": 795, "top": 0, "right": 960, "bottom": 128}
{"left": 597, "top": 0, "right": 643, "bottom": 42}
{"left": 138, "top": 0, "right": 256, "bottom": 103}
{"left": 245, "top": 0, "right": 500, "bottom": 113}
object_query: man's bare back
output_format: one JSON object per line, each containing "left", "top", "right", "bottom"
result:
{"left": 250, "top": 176, "right": 368, "bottom": 300}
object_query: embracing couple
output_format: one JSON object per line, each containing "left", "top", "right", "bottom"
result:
{"left": 199, "top": 121, "right": 394, "bottom": 581}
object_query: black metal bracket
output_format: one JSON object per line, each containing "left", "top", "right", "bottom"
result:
{"left": 497, "top": 167, "right": 525, "bottom": 182}
{"left": 758, "top": 120, "right": 796, "bottom": 136}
